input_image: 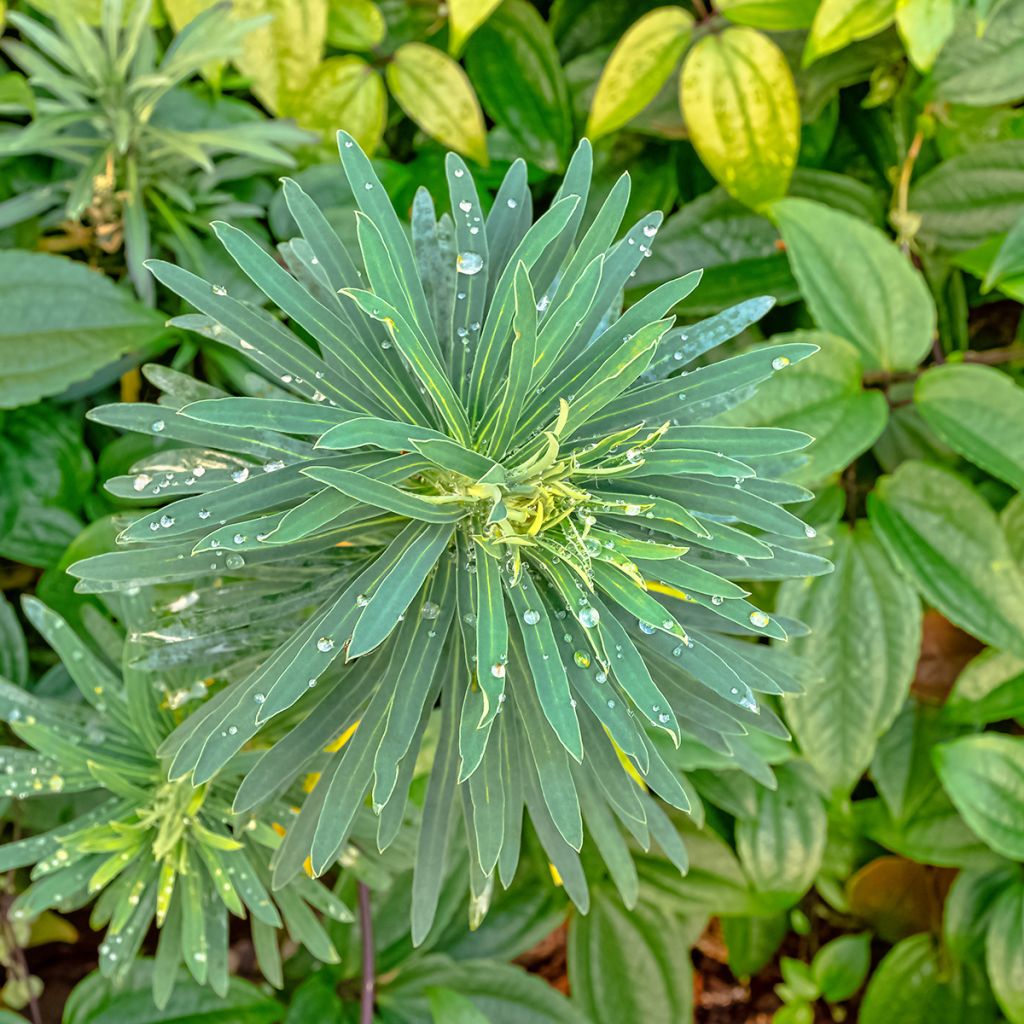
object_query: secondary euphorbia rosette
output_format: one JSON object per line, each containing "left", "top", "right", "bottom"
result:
{"left": 71, "top": 134, "right": 829, "bottom": 936}
{"left": 0, "top": 598, "right": 354, "bottom": 1007}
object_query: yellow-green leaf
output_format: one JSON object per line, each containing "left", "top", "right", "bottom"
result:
{"left": 585, "top": 7, "right": 694, "bottom": 141}
{"left": 448, "top": 0, "right": 505, "bottom": 56}
{"left": 896, "top": 0, "right": 955, "bottom": 71}
{"left": 326, "top": 0, "right": 385, "bottom": 51}
{"left": 680, "top": 27, "right": 799, "bottom": 209}
{"left": 294, "top": 55, "right": 386, "bottom": 153}
{"left": 233, "top": 0, "right": 328, "bottom": 114}
{"left": 717, "top": 0, "right": 819, "bottom": 29}
{"left": 386, "top": 42, "right": 488, "bottom": 165}
{"left": 804, "top": 0, "right": 897, "bottom": 66}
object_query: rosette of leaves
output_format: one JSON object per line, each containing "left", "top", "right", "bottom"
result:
{"left": 0, "top": 0, "right": 310, "bottom": 301}
{"left": 0, "top": 597, "right": 353, "bottom": 1007}
{"left": 71, "top": 133, "right": 829, "bottom": 938}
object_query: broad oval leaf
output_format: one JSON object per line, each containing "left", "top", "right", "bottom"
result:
{"left": 934, "top": 734, "right": 1024, "bottom": 860}
{"left": 945, "top": 649, "right": 1024, "bottom": 726}
{"left": 804, "top": 0, "right": 897, "bottom": 66}
{"left": 465, "top": 0, "right": 572, "bottom": 172}
{"left": 681, "top": 26, "right": 799, "bottom": 210}
{"left": 915, "top": 362, "right": 1024, "bottom": 492}
{"left": 779, "top": 522, "right": 920, "bottom": 799}
{"left": 983, "top": 212, "right": 1024, "bottom": 293}
{"left": 293, "top": 55, "right": 386, "bottom": 153}
{"left": 567, "top": 887, "right": 694, "bottom": 1024}
{"left": 0, "top": 252, "right": 164, "bottom": 409}
{"left": 895, "top": 0, "right": 956, "bottom": 72}
{"left": 64, "top": 962, "right": 282, "bottom": 1024}
{"left": 447, "top": 0, "right": 505, "bottom": 56}
{"left": 772, "top": 197, "right": 936, "bottom": 372}
{"left": 869, "top": 461, "right": 1024, "bottom": 657}
{"left": 909, "top": 141, "right": 1024, "bottom": 252}
{"left": 927, "top": 0, "right": 1024, "bottom": 107}
{"left": 718, "top": 331, "right": 888, "bottom": 484}
{"left": 326, "top": 0, "right": 385, "bottom": 50}
{"left": 987, "top": 881, "right": 1024, "bottom": 1024}
{"left": 586, "top": 7, "right": 694, "bottom": 141}
{"left": 233, "top": 0, "right": 328, "bottom": 114}
{"left": 858, "top": 934, "right": 941, "bottom": 1024}
{"left": 386, "top": 42, "right": 488, "bottom": 165}
{"left": 716, "top": 0, "right": 818, "bottom": 29}
{"left": 735, "top": 764, "right": 827, "bottom": 907}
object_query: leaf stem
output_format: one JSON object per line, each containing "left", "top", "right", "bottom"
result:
{"left": 2, "top": 824, "right": 42, "bottom": 1024}
{"left": 359, "top": 882, "right": 375, "bottom": 1024}
{"left": 863, "top": 344, "right": 1024, "bottom": 387}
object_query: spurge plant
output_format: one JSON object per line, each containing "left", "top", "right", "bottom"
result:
{"left": 69, "top": 134, "right": 828, "bottom": 946}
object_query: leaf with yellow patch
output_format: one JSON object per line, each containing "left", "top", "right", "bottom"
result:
{"left": 680, "top": 27, "right": 799, "bottom": 209}
{"left": 586, "top": 7, "right": 694, "bottom": 141}
{"left": 386, "top": 43, "right": 488, "bottom": 165}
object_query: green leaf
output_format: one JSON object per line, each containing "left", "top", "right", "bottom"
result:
{"left": 983, "top": 212, "right": 1024, "bottom": 292}
{"left": 778, "top": 522, "right": 920, "bottom": 799}
{"left": 567, "top": 887, "right": 694, "bottom": 1024}
{"left": 858, "top": 934, "right": 940, "bottom": 1024}
{"left": 928, "top": 1, "right": 1024, "bottom": 107}
{"left": 944, "top": 866, "right": 1019, "bottom": 960}
{"left": 915, "top": 363, "right": 1024, "bottom": 491}
{"left": 290, "top": 56, "right": 385, "bottom": 153}
{"left": 718, "top": 331, "right": 888, "bottom": 484}
{"left": 447, "top": 0, "right": 504, "bottom": 55}
{"left": 0, "top": 252, "right": 164, "bottom": 409}
{"left": 326, "top": 0, "right": 384, "bottom": 50}
{"left": 465, "top": 0, "right": 572, "bottom": 173}
{"left": 804, "top": 0, "right": 897, "bottom": 66}
{"left": 0, "top": 594, "right": 27, "bottom": 687}
{"left": 386, "top": 42, "right": 488, "bottom": 165}
{"left": 681, "top": 26, "right": 799, "bottom": 209}
{"left": 869, "top": 461, "right": 1024, "bottom": 657}
{"left": 720, "top": 913, "right": 789, "bottom": 976}
{"left": 62, "top": 960, "right": 282, "bottom": 1024}
{"left": 630, "top": 189, "right": 797, "bottom": 313}
{"left": 717, "top": 0, "right": 818, "bottom": 29}
{"left": 910, "top": 141, "right": 1024, "bottom": 252}
{"left": 586, "top": 7, "right": 694, "bottom": 141}
{"left": 507, "top": 574, "right": 582, "bottom": 764}
{"left": 812, "top": 932, "right": 871, "bottom": 1002}
{"left": 0, "top": 403, "right": 92, "bottom": 568}
{"left": 945, "top": 649, "right": 1024, "bottom": 726}
{"left": 895, "top": 0, "right": 955, "bottom": 72}
{"left": 934, "top": 734, "right": 1024, "bottom": 859}
{"left": 384, "top": 954, "right": 588, "bottom": 1024}
{"left": 986, "top": 881, "right": 1024, "bottom": 1024}
{"left": 233, "top": 0, "right": 328, "bottom": 115}
{"left": 735, "top": 764, "right": 826, "bottom": 908}
{"left": 302, "top": 467, "right": 468, "bottom": 523}
{"left": 428, "top": 988, "right": 490, "bottom": 1024}
{"left": 772, "top": 197, "right": 936, "bottom": 372}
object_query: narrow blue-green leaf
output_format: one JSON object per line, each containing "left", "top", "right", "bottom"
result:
{"left": 481, "top": 261, "right": 538, "bottom": 458}
{"left": 473, "top": 545, "right": 509, "bottom": 727}
{"left": 507, "top": 571, "right": 582, "bottom": 762}
{"left": 348, "top": 523, "right": 455, "bottom": 657}
{"left": 302, "top": 466, "right": 469, "bottom": 523}
{"left": 180, "top": 398, "right": 354, "bottom": 435}
{"left": 343, "top": 288, "right": 472, "bottom": 442}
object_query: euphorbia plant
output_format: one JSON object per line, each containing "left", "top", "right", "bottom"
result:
{"left": 0, "top": 598, "right": 354, "bottom": 1007}
{"left": 71, "top": 134, "right": 828, "bottom": 940}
